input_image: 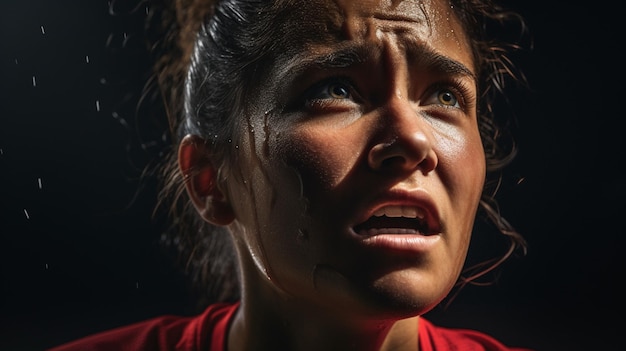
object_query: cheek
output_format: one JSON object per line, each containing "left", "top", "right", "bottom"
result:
{"left": 435, "top": 121, "right": 486, "bottom": 197}
{"left": 434, "top": 123, "right": 485, "bottom": 243}
{"left": 225, "top": 119, "right": 355, "bottom": 288}
{"left": 278, "top": 125, "right": 362, "bottom": 194}
{"left": 458, "top": 134, "right": 486, "bottom": 204}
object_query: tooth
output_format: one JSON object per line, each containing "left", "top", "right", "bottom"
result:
{"left": 404, "top": 206, "right": 425, "bottom": 219}
{"left": 387, "top": 206, "right": 403, "bottom": 217}
{"left": 373, "top": 206, "right": 401, "bottom": 217}
{"left": 373, "top": 206, "right": 426, "bottom": 219}
{"left": 373, "top": 207, "right": 387, "bottom": 217}
{"left": 402, "top": 206, "right": 416, "bottom": 218}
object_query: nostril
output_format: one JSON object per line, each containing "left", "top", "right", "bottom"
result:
{"left": 368, "top": 137, "right": 437, "bottom": 173}
{"left": 380, "top": 156, "right": 407, "bottom": 169}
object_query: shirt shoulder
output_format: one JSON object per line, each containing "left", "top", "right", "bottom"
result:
{"left": 418, "top": 317, "right": 535, "bottom": 351}
{"left": 47, "top": 302, "right": 239, "bottom": 351}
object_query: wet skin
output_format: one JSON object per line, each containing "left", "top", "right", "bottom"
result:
{"left": 182, "top": 0, "right": 485, "bottom": 350}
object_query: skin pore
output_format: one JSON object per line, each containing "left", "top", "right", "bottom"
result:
{"left": 179, "top": 0, "right": 485, "bottom": 350}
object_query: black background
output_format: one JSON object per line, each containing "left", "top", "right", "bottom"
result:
{"left": 1, "top": 1, "right": 624, "bottom": 350}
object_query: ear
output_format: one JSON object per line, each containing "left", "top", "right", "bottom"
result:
{"left": 178, "top": 134, "right": 235, "bottom": 226}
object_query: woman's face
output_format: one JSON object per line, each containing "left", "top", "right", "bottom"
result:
{"left": 224, "top": 0, "right": 485, "bottom": 319}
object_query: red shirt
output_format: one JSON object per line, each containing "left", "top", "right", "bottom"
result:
{"left": 48, "top": 302, "right": 533, "bottom": 351}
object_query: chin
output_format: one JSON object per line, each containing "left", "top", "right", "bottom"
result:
{"left": 310, "top": 265, "right": 450, "bottom": 321}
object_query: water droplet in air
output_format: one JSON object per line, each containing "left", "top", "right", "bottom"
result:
{"left": 95, "top": 100, "right": 100, "bottom": 112}
{"left": 297, "top": 229, "right": 309, "bottom": 241}
{"left": 40, "top": 26, "right": 45, "bottom": 34}
{"left": 85, "top": 55, "right": 90, "bottom": 63}
{"left": 23, "top": 209, "right": 30, "bottom": 219}
{"left": 32, "top": 76, "right": 36, "bottom": 87}
{"left": 37, "top": 178, "right": 42, "bottom": 189}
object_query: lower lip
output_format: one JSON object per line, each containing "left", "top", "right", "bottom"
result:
{"left": 352, "top": 232, "right": 441, "bottom": 253}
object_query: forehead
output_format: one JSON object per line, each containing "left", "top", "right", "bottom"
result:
{"left": 278, "top": 0, "right": 462, "bottom": 36}
{"left": 273, "top": 0, "right": 471, "bottom": 66}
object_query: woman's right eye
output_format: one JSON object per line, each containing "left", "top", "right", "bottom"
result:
{"left": 295, "top": 78, "right": 361, "bottom": 113}
{"left": 305, "top": 79, "right": 355, "bottom": 102}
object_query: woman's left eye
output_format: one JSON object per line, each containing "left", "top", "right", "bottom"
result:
{"left": 424, "top": 88, "right": 461, "bottom": 108}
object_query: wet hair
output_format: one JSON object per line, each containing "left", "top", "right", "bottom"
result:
{"left": 143, "top": 0, "right": 529, "bottom": 310}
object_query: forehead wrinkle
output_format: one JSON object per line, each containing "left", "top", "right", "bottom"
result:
{"left": 274, "top": 42, "right": 380, "bottom": 83}
{"left": 398, "top": 33, "right": 475, "bottom": 78}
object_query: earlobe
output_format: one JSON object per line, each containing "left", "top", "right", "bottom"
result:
{"left": 178, "top": 134, "right": 235, "bottom": 226}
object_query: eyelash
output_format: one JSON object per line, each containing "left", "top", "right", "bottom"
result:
{"left": 303, "top": 78, "right": 358, "bottom": 106}
{"left": 423, "top": 82, "right": 470, "bottom": 110}
{"left": 301, "top": 77, "right": 471, "bottom": 112}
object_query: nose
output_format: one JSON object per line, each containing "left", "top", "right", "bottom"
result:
{"left": 367, "top": 97, "right": 438, "bottom": 174}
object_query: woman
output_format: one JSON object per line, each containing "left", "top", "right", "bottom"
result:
{"left": 50, "top": 0, "right": 533, "bottom": 350}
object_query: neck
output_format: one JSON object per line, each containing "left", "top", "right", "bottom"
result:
{"left": 227, "top": 269, "right": 420, "bottom": 351}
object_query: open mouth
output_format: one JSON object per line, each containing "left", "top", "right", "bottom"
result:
{"left": 353, "top": 205, "right": 432, "bottom": 237}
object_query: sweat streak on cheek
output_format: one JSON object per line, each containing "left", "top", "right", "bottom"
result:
{"left": 224, "top": 108, "right": 281, "bottom": 286}
{"left": 231, "top": 104, "right": 321, "bottom": 294}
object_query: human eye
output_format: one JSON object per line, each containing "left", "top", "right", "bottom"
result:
{"left": 313, "top": 81, "right": 352, "bottom": 100}
{"left": 423, "top": 86, "right": 463, "bottom": 109}
{"left": 302, "top": 78, "right": 361, "bottom": 111}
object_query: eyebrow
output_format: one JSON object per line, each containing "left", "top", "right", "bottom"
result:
{"left": 277, "top": 44, "right": 375, "bottom": 80}
{"left": 413, "top": 49, "right": 476, "bottom": 79}
{"left": 277, "top": 39, "right": 475, "bottom": 85}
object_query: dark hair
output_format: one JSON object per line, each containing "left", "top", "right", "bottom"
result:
{"left": 143, "top": 0, "right": 529, "bottom": 310}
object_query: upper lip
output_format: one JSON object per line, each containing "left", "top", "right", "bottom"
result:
{"left": 351, "top": 189, "right": 442, "bottom": 236}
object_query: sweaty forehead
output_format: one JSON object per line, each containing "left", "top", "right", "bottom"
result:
{"left": 268, "top": 0, "right": 470, "bottom": 69}
{"left": 333, "top": 0, "right": 434, "bottom": 24}
{"left": 272, "top": 0, "right": 467, "bottom": 60}
{"left": 278, "top": 0, "right": 454, "bottom": 41}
